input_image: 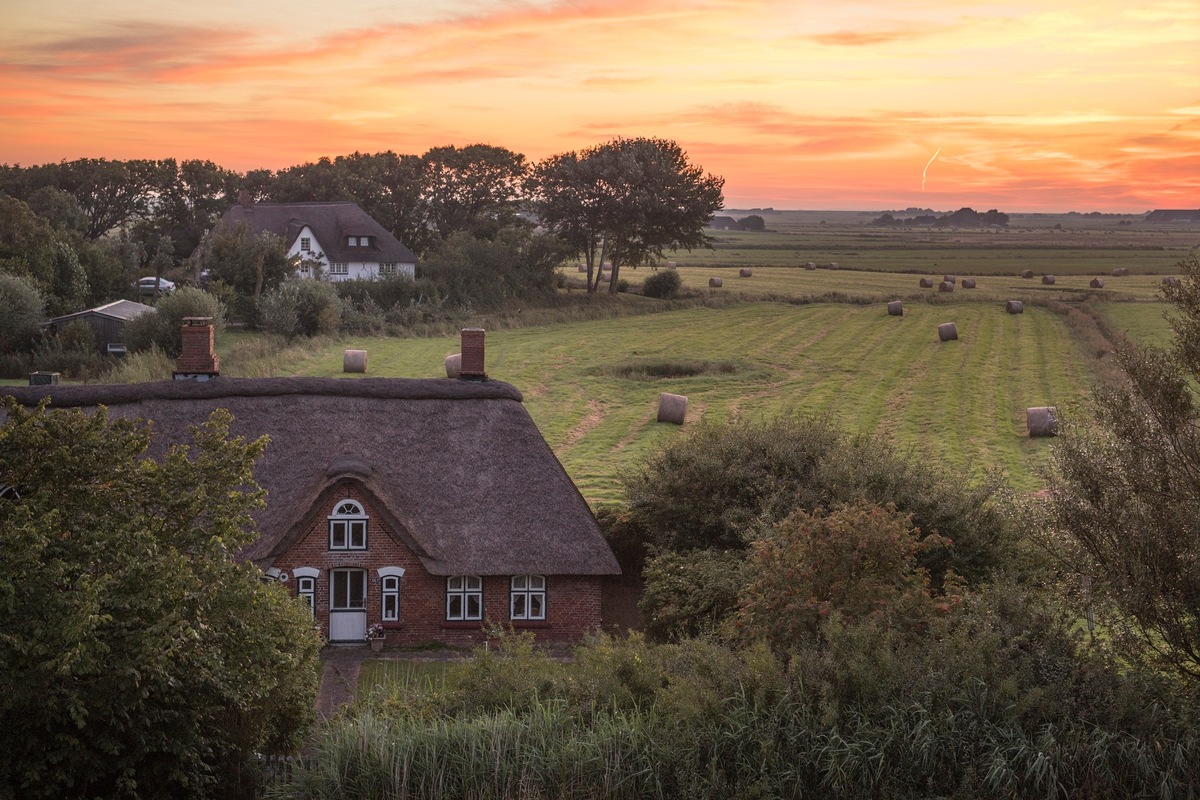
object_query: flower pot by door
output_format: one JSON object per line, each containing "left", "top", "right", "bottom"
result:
{"left": 370, "top": 638, "right": 384, "bottom": 652}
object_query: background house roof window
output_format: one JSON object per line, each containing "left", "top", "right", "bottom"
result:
{"left": 300, "top": 237, "right": 311, "bottom": 251}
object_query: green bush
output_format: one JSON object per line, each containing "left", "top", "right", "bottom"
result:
{"left": 642, "top": 269, "right": 682, "bottom": 299}
{"left": 125, "top": 287, "right": 225, "bottom": 357}
{"left": 256, "top": 280, "right": 341, "bottom": 339}
{"left": 639, "top": 550, "right": 747, "bottom": 641}
{"left": 0, "top": 273, "right": 46, "bottom": 353}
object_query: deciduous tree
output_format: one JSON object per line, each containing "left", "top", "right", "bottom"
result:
{"left": 0, "top": 400, "right": 320, "bottom": 799}
{"left": 529, "top": 138, "right": 724, "bottom": 293}
{"left": 1040, "top": 249, "right": 1200, "bottom": 681}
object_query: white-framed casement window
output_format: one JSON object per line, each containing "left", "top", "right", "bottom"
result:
{"left": 378, "top": 566, "right": 404, "bottom": 622}
{"left": 380, "top": 263, "right": 397, "bottom": 276}
{"left": 329, "top": 500, "right": 367, "bottom": 550}
{"left": 293, "top": 567, "right": 319, "bottom": 615}
{"left": 300, "top": 237, "right": 311, "bottom": 252}
{"left": 329, "top": 262, "right": 348, "bottom": 275}
{"left": 510, "top": 575, "right": 546, "bottom": 621}
{"left": 347, "top": 236, "right": 358, "bottom": 247}
{"left": 446, "top": 575, "right": 483, "bottom": 621}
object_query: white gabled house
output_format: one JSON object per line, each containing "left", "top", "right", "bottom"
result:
{"left": 217, "top": 197, "right": 418, "bottom": 282}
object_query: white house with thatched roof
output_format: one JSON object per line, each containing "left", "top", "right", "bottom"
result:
{"left": 216, "top": 196, "right": 418, "bottom": 282}
{"left": 1, "top": 330, "right": 619, "bottom": 647}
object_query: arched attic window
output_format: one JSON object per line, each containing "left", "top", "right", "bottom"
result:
{"left": 329, "top": 499, "right": 367, "bottom": 550}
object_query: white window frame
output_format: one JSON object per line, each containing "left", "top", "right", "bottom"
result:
{"left": 380, "top": 263, "right": 397, "bottom": 276}
{"left": 300, "top": 237, "right": 311, "bottom": 252}
{"left": 347, "top": 236, "right": 358, "bottom": 247}
{"left": 329, "top": 262, "right": 348, "bottom": 275}
{"left": 378, "top": 566, "right": 405, "bottom": 623}
{"left": 293, "top": 566, "right": 319, "bottom": 616}
{"left": 328, "top": 499, "right": 367, "bottom": 550}
{"left": 510, "top": 575, "right": 546, "bottom": 621}
{"left": 446, "top": 575, "right": 483, "bottom": 621}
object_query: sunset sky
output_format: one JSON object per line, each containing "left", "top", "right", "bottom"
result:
{"left": 1, "top": 0, "right": 1197, "bottom": 212}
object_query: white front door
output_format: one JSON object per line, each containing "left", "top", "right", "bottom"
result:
{"left": 329, "top": 568, "right": 367, "bottom": 642}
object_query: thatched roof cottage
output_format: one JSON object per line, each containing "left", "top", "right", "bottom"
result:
{"left": 1, "top": 329, "right": 620, "bottom": 646}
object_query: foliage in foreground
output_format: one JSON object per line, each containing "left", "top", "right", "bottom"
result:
{"left": 1040, "top": 249, "right": 1200, "bottom": 682}
{"left": 0, "top": 400, "right": 321, "bottom": 800}
{"left": 278, "top": 610, "right": 1200, "bottom": 800}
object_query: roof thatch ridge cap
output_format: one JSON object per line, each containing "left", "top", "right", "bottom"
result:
{"left": 1, "top": 376, "right": 523, "bottom": 408}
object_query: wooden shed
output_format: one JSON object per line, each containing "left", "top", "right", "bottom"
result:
{"left": 46, "top": 300, "right": 152, "bottom": 354}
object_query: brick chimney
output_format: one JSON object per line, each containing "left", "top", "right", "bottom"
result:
{"left": 238, "top": 189, "right": 252, "bottom": 209}
{"left": 173, "top": 317, "right": 220, "bottom": 381}
{"left": 459, "top": 328, "right": 487, "bottom": 380}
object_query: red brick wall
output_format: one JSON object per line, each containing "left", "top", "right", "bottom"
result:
{"left": 271, "top": 482, "right": 605, "bottom": 647}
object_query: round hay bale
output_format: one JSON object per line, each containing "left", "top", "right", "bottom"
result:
{"left": 577, "top": 263, "right": 587, "bottom": 273}
{"left": 343, "top": 349, "right": 368, "bottom": 373}
{"left": 739, "top": 268, "right": 753, "bottom": 278}
{"left": 1027, "top": 406, "right": 1058, "bottom": 437}
{"left": 709, "top": 277, "right": 723, "bottom": 288}
{"left": 1021, "top": 269, "right": 1034, "bottom": 279}
{"left": 943, "top": 274, "right": 956, "bottom": 283}
{"left": 919, "top": 278, "right": 934, "bottom": 288}
{"left": 829, "top": 261, "right": 840, "bottom": 269}
{"left": 1090, "top": 277, "right": 1105, "bottom": 289}
{"left": 666, "top": 261, "right": 677, "bottom": 269}
{"left": 1163, "top": 276, "right": 1181, "bottom": 287}
{"left": 938, "top": 322, "right": 958, "bottom": 341}
{"left": 1005, "top": 300, "right": 1024, "bottom": 314}
{"left": 805, "top": 262, "right": 817, "bottom": 270}
{"left": 445, "top": 353, "right": 461, "bottom": 378}
{"left": 1112, "top": 267, "right": 1126, "bottom": 277}
{"left": 961, "top": 278, "right": 976, "bottom": 289}
{"left": 657, "top": 393, "right": 687, "bottom": 425}
{"left": 938, "top": 281, "right": 955, "bottom": 292}
{"left": 887, "top": 300, "right": 904, "bottom": 316}
{"left": 1041, "top": 275, "right": 1056, "bottom": 285}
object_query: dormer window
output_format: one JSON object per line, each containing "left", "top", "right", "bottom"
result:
{"left": 329, "top": 499, "right": 367, "bottom": 550}
{"left": 347, "top": 235, "right": 372, "bottom": 247}
{"left": 347, "top": 236, "right": 358, "bottom": 247}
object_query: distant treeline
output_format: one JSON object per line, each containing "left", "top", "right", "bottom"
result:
{"left": 871, "top": 207, "right": 1010, "bottom": 228}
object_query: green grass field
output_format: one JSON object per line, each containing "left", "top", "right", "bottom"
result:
{"left": 282, "top": 300, "right": 1100, "bottom": 501}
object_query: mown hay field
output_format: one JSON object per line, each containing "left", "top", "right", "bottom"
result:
{"left": 284, "top": 301, "right": 1100, "bottom": 503}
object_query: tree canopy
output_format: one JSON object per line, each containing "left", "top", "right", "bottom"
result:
{"left": 0, "top": 400, "right": 321, "bottom": 799}
{"left": 528, "top": 138, "right": 725, "bottom": 293}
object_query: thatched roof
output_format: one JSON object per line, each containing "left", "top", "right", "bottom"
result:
{"left": 1, "top": 377, "right": 619, "bottom": 577}
{"left": 218, "top": 201, "right": 418, "bottom": 265}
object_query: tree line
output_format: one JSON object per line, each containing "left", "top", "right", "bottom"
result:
{"left": 0, "top": 139, "right": 723, "bottom": 311}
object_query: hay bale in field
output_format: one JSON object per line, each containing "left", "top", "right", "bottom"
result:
{"left": 1112, "top": 267, "right": 1129, "bottom": 277}
{"left": 943, "top": 274, "right": 956, "bottom": 283}
{"left": 666, "top": 261, "right": 677, "bottom": 269}
{"left": 343, "top": 349, "right": 368, "bottom": 373}
{"left": 919, "top": 278, "right": 934, "bottom": 288}
{"left": 445, "top": 353, "right": 461, "bottom": 378}
{"left": 938, "top": 322, "right": 958, "bottom": 341}
{"left": 709, "top": 277, "right": 723, "bottom": 288}
{"left": 829, "top": 261, "right": 840, "bottom": 269}
{"left": 887, "top": 300, "right": 904, "bottom": 316}
{"left": 962, "top": 278, "right": 976, "bottom": 289}
{"left": 1090, "top": 277, "right": 1105, "bottom": 289}
{"left": 1027, "top": 406, "right": 1058, "bottom": 437}
{"left": 939, "top": 281, "right": 955, "bottom": 292}
{"left": 657, "top": 393, "right": 688, "bottom": 425}
{"left": 1163, "top": 276, "right": 1181, "bottom": 287}
{"left": 1006, "top": 300, "right": 1024, "bottom": 314}
{"left": 577, "top": 263, "right": 587, "bottom": 273}
{"left": 805, "top": 262, "right": 817, "bottom": 270}
{"left": 1042, "top": 275, "right": 1056, "bottom": 285}
{"left": 739, "top": 268, "right": 753, "bottom": 277}
{"left": 1021, "top": 270, "right": 1034, "bottom": 279}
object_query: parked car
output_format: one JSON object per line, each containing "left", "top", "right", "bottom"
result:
{"left": 136, "top": 276, "right": 175, "bottom": 294}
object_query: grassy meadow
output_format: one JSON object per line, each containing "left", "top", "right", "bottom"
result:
{"left": 274, "top": 300, "right": 1097, "bottom": 501}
